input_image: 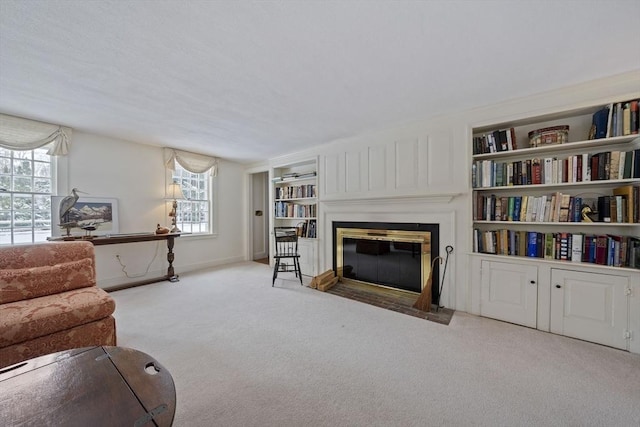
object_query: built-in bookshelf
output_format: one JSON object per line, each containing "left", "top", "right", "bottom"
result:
{"left": 471, "top": 97, "right": 640, "bottom": 270}
{"left": 272, "top": 166, "right": 317, "bottom": 238}
{"left": 271, "top": 158, "right": 319, "bottom": 276}
{"left": 469, "top": 93, "right": 640, "bottom": 353}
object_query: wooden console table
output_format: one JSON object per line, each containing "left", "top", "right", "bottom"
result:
{"left": 48, "top": 233, "right": 181, "bottom": 291}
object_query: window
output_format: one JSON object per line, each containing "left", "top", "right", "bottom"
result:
{"left": 0, "top": 147, "right": 53, "bottom": 244}
{"left": 172, "top": 164, "right": 211, "bottom": 234}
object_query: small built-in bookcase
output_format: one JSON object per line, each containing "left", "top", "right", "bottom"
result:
{"left": 271, "top": 158, "right": 318, "bottom": 276}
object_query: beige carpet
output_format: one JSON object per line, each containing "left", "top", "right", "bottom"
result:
{"left": 111, "top": 261, "right": 640, "bottom": 427}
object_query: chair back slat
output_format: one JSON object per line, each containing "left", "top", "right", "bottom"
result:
{"left": 274, "top": 227, "right": 299, "bottom": 257}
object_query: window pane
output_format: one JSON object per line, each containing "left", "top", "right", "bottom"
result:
{"left": 34, "top": 161, "right": 50, "bottom": 177}
{"left": 0, "top": 210, "right": 10, "bottom": 225}
{"left": 13, "top": 228, "right": 34, "bottom": 244}
{"left": 0, "top": 175, "right": 9, "bottom": 191}
{"left": 13, "top": 160, "right": 32, "bottom": 176}
{"left": 14, "top": 211, "right": 33, "bottom": 228}
{"left": 0, "top": 194, "right": 10, "bottom": 210}
{"left": 0, "top": 158, "right": 10, "bottom": 174}
{"left": 13, "top": 151, "right": 30, "bottom": 160}
{"left": 34, "top": 178, "right": 51, "bottom": 193}
{"left": 0, "top": 148, "right": 10, "bottom": 157}
{"left": 13, "top": 176, "right": 32, "bottom": 192}
{"left": 34, "top": 195, "right": 51, "bottom": 211}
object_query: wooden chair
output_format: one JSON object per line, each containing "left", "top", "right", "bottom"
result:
{"left": 272, "top": 227, "right": 303, "bottom": 286}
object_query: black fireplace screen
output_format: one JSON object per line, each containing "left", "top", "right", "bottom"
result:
{"left": 342, "top": 238, "right": 422, "bottom": 292}
{"left": 333, "top": 222, "right": 440, "bottom": 303}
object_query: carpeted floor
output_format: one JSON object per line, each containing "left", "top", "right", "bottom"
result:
{"left": 110, "top": 261, "right": 640, "bottom": 427}
{"left": 325, "top": 280, "right": 454, "bottom": 325}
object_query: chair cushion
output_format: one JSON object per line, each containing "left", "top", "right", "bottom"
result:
{"left": 0, "top": 287, "right": 115, "bottom": 347}
{"left": 0, "top": 258, "right": 96, "bottom": 304}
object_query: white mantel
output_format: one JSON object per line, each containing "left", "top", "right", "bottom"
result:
{"left": 320, "top": 196, "right": 459, "bottom": 311}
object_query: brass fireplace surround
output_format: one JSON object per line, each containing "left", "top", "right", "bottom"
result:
{"left": 335, "top": 227, "right": 432, "bottom": 293}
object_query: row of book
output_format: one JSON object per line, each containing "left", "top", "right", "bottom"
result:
{"left": 472, "top": 149, "right": 640, "bottom": 188}
{"left": 473, "top": 128, "right": 518, "bottom": 155}
{"left": 274, "top": 184, "right": 316, "bottom": 200}
{"left": 473, "top": 229, "right": 640, "bottom": 269}
{"left": 591, "top": 100, "right": 639, "bottom": 139}
{"left": 295, "top": 219, "right": 317, "bottom": 238}
{"left": 274, "top": 201, "right": 317, "bottom": 218}
{"left": 474, "top": 186, "right": 640, "bottom": 223}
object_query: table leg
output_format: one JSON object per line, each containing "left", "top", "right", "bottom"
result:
{"left": 167, "top": 236, "right": 179, "bottom": 282}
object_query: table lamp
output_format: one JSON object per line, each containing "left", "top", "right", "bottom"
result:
{"left": 167, "top": 181, "right": 185, "bottom": 233}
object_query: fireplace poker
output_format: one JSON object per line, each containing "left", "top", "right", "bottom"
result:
{"left": 437, "top": 245, "right": 453, "bottom": 312}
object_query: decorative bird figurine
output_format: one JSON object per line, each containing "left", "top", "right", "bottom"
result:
{"left": 59, "top": 188, "right": 86, "bottom": 225}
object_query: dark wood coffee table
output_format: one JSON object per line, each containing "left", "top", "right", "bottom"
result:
{"left": 0, "top": 346, "right": 176, "bottom": 426}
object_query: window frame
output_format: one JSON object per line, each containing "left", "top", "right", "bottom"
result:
{"left": 0, "top": 146, "right": 59, "bottom": 245}
{"left": 167, "top": 165, "right": 216, "bottom": 237}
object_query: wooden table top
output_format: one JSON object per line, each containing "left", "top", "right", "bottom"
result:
{"left": 0, "top": 346, "right": 176, "bottom": 427}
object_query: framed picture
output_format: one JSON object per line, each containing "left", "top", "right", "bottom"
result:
{"left": 51, "top": 197, "right": 119, "bottom": 237}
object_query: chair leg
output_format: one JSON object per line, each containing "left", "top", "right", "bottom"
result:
{"left": 295, "top": 257, "right": 303, "bottom": 285}
{"left": 272, "top": 259, "right": 280, "bottom": 286}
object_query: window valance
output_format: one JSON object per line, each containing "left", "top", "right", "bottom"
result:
{"left": 164, "top": 148, "right": 218, "bottom": 176}
{"left": 0, "top": 114, "right": 72, "bottom": 156}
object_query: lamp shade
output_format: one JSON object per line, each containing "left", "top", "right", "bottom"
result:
{"left": 167, "top": 182, "right": 185, "bottom": 200}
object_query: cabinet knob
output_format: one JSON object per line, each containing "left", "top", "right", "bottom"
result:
{"left": 555, "top": 284, "right": 562, "bottom": 289}
{"left": 530, "top": 280, "right": 536, "bottom": 285}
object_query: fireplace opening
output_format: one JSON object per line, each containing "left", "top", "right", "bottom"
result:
{"left": 332, "top": 222, "right": 440, "bottom": 304}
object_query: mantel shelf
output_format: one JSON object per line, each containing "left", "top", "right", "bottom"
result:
{"left": 321, "top": 193, "right": 462, "bottom": 205}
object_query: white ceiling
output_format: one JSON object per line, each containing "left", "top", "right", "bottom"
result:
{"left": 1, "top": 1, "right": 639, "bottom": 163}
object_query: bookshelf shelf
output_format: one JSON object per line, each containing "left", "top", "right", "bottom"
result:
{"left": 472, "top": 135, "right": 637, "bottom": 160}
{"left": 473, "top": 220, "right": 639, "bottom": 227}
{"left": 273, "top": 177, "right": 317, "bottom": 184}
{"left": 474, "top": 178, "right": 640, "bottom": 191}
{"left": 274, "top": 217, "right": 317, "bottom": 220}
{"left": 274, "top": 197, "right": 317, "bottom": 202}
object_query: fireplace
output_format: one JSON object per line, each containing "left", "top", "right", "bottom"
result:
{"left": 332, "top": 222, "right": 440, "bottom": 304}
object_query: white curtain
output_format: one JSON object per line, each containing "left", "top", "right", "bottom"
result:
{"left": 0, "top": 114, "right": 72, "bottom": 156}
{"left": 164, "top": 147, "right": 218, "bottom": 176}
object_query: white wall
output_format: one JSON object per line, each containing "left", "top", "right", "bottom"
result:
{"left": 265, "top": 70, "right": 640, "bottom": 313}
{"left": 63, "top": 132, "right": 245, "bottom": 288}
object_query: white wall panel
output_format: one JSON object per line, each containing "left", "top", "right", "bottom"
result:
{"left": 368, "top": 145, "right": 386, "bottom": 192}
{"left": 426, "top": 129, "right": 455, "bottom": 187}
{"left": 323, "top": 153, "right": 341, "bottom": 195}
{"left": 345, "top": 150, "right": 362, "bottom": 193}
{"left": 395, "top": 139, "right": 419, "bottom": 190}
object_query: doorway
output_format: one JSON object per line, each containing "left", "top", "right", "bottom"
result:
{"left": 251, "top": 171, "right": 269, "bottom": 264}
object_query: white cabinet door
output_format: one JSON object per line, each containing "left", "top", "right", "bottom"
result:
{"left": 480, "top": 261, "right": 538, "bottom": 328}
{"left": 297, "top": 239, "right": 317, "bottom": 277}
{"left": 550, "top": 269, "right": 628, "bottom": 350}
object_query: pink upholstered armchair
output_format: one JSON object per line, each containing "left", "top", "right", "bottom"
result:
{"left": 0, "top": 241, "right": 116, "bottom": 368}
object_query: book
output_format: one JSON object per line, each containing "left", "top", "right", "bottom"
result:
{"left": 597, "top": 196, "right": 611, "bottom": 222}
{"left": 595, "top": 235, "right": 608, "bottom": 265}
{"left": 623, "top": 103, "right": 631, "bottom": 135}
{"left": 631, "top": 100, "right": 638, "bottom": 134}
{"left": 571, "top": 234, "right": 583, "bottom": 262}
{"left": 609, "top": 151, "right": 620, "bottom": 180}
{"left": 526, "top": 232, "right": 538, "bottom": 257}
{"left": 544, "top": 233, "right": 554, "bottom": 259}
{"left": 592, "top": 106, "right": 610, "bottom": 139}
